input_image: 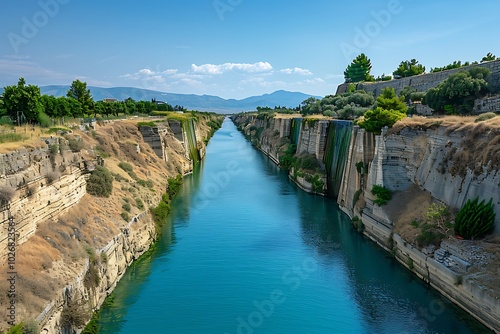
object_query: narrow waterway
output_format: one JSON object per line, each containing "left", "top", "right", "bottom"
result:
{"left": 96, "top": 118, "right": 488, "bottom": 333}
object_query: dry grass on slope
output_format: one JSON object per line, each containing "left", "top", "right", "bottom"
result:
{"left": 0, "top": 119, "right": 198, "bottom": 324}
{"left": 390, "top": 115, "right": 500, "bottom": 177}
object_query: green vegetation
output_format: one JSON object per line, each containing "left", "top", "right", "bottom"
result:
{"left": 279, "top": 144, "right": 296, "bottom": 169}
{"left": 481, "top": 52, "right": 497, "bottom": 62}
{"left": 454, "top": 197, "right": 495, "bottom": 240}
{"left": 475, "top": 112, "right": 497, "bottom": 122}
{"left": 413, "top": 203, "right": 451, "bottom": 248}
{"left": 424, "top": 68, "right": 491, "bottom": 114}
{"left": 86, "top": 166, "right": 113, "bottom": 197}
{"left": 352, "top": 189, "right": 362, "bottom": 208}
{"left": 137, "top": 121, "right": 156, "bottom": 127}
{"left": 344, "top": 53, "right": 374, "bottom": 83}
{"left": 135, "top": 198, "right": 145, "bottom": 210}
{"left": 0, "top": 132, "right": 25, "bottom": 143}
{"left": 83, "top": 245, "right": 101, "bottom": 289}
{"left": 393, "top": 59, "right": 425, "bottom": 78}
{"left": 67, "top": 137, "right": 83, "bottom": 152}
{"left": 415, "top": 224, "right": 445, "bottom": 248}
{"left": 3, "top": 78, "right": 43, "bottom": 124}
{"left": 430, "top": 60, "right": 471, "bottom": 73}
{"left": 118, "top": 161, "right": 138, "bottom": 180}
{"left": 357, "top": 87, "right": 406, "bottom": 133}
{"left": 2, "top": 78, "right": 188, "bottom": 125}
{"left": 371, "top": 185, "right": 392, "bottom": 206}
{"left": 150, "top": 175, "right": 183, "bottom": 234}
{"left": 5, "top": 320, "right": 40, "bottom": 334}
{"left": 67, "top": 79, "right": 94, "bottom": 116}
{"left": 121, "top": 211, "right": 130, "bottom": 222}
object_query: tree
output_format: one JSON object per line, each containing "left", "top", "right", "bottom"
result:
{"left": 3, "top": 78, "right": 43, "bottom": 124}
{"left": 67, "top": 80, "right": 94, "bottom": 116}
{"left": 358, "top": 107, "right": 406, "bottom": 133}
{"left": 344, "top": 53, "right": 373, "bottom": 83}
{"left": 375, "top": 87, "right": 408, "bottom": 113}
{"left": 481, "top": 52, "right": 496, "bottom": 63}
{"left": 301, "top": 97, "right": 321, "bottom": 115}
{"left": 393, "top": 59, "right": 425, "bottom": 78}
{"left": 357, "top": 87, "right": 406, "bottom": 133}
{"left": 423, "top": 69, "right": 490, "bottom": 114}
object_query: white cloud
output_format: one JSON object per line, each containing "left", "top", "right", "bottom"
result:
{"left": 279, "top": 67, "right": 313, "bottom": 75}
{"left": 191, "top": 62, "right": 273, "bottom": 75}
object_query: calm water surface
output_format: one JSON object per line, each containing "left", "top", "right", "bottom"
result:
{"left": 97, "top": 118, "right": 489, "bottom": 333}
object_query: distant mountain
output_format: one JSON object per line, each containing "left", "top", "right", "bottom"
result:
{"left": 30, "top": 86, "right": 320, "bottom": 113}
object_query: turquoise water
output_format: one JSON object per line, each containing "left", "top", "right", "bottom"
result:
{"left": 96, "top": 118, "right": 489, "bottom": 333}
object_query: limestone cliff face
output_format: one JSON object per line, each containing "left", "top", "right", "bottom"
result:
{"left": 232, "top": 114, "right": 328, "bottom": 194}
{"left": 0, "top": 115, "right": 222, "bottom": 333}
{"left": 337, "top": 120, "right": 500, "bottom": 331}
{"left": 339, "top": 124, "right": 500, "bottom": 233}
{"left": 232, "top": 114, "right": 292, "bottom": 164}
{"left": 296, "top": 120, "right": 328, "bottom": 160}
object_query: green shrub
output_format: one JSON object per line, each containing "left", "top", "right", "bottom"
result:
{"left": 38, "top": 111, "right": 51, "bottom": 128}
{"left": 311, "top": 175, "right": 324, "bottom": 193}
{"left": 87, "top": 166, "right": 113, "bottom": 197}
{"left": 371, "top": 185, "right": 392, "bottom": 206}
{"left": 167, "top": 174, "right": 183, "bottom": 197}
{"left": 137, "top": 179, "right": 154, "bottom": 188}
{"left": 135, "top": 198, "right": 145, "bottom": 210}
{"left": 475, "top": 112, "right": 497, "bottom": 122}
{"left": 0, "top": 116, "right": 13, "bottom": 126}
{"left": 416, "top": 225, "right": 444, "bottom": 247}
{"left": 122, "top": 203, "right": 131, "bottom": 212}
{"left": 121, "top": 211, "right": 130, "bottom": 222}
{"left": 411, "top": 220, "right": 420, "bottom": 228}
{"left": 150, "top": 193, "right": 172, "bottom": 234}
{"left": 137, "top": 121, "right": 156, "bottom": 127}
{"left": 118, "top": 161, "right": 134, "bottom": 173}
{"left": 5, "top": 323, "right": 23, "bottom": 334}
{"left": 279, "top": 144, "right": 296, "bottom": 169}
{"left": 68, "top": 138, "right": 83, "bottom": 152}
{"left": 0, "top": 133, "right": 24, "bottom": 143}
{"left": 118, "top": 161, "right": 138, "bottom": 180}
{"left": 454, "top": 197, "right": 495, "bottom": 239}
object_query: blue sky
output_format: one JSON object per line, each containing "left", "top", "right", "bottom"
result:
{"left": 1, "top": 0, "right": 499, "bottom": 99}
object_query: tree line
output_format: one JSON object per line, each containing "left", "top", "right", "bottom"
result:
{"left": 0, "top": 78, "right": 184, "bottom": 125}
{"left": 344, "top": 52, "right": 498, "bottom": 83}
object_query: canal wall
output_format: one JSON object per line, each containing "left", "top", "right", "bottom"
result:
{"left": 232, "top": 113, "right": 500, "bottom": 332}
{"left": 0, "top": 115, "right": 222, "bottom": 333}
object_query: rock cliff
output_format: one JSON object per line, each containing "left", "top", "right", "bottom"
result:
{"left": 0, "top": 114, "right": 222, "bottom": 333}
{"left": 232, "top": 113, "right": 500, "bottom": 331}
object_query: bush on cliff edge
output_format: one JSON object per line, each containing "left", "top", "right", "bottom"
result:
{"left": 454, "top": 197, "right": 495, "bottom": 240}
{"left": 86, "top": 166, "right": 113, "bottom": 197}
